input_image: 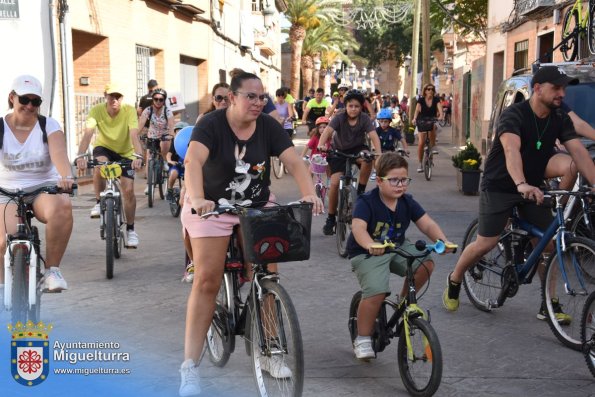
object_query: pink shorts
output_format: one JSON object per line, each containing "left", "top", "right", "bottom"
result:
{"left": 181, "top": 194, "right": 276, "bottom": 239}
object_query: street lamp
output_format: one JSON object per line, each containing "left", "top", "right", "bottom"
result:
{"left": 313, "top": 58, "right": 322, "bottom": 90}
{"left": 369, "top": 68, "right": 375, "bottom": 93}
{"left": 403, "top": 54, "right": 412, "bottom": 74}
{"left": 262, "top": 0, "right": 276, "bottom": 30}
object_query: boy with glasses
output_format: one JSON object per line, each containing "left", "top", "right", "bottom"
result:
{"left": 347, "top": 151, "right": 454, "bottom": 359}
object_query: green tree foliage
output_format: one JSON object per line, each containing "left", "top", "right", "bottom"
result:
{"left": 431, "top": 0, "right": 488, "bottom": 41}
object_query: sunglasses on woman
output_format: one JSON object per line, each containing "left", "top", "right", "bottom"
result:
{"left": 214, "top": 95, "right": 229, "bottom": 103}
{"left": 153, "top": 97, "right": 165, "bottom": 103}
{"left": 17, "top": 95, "right": 43, "bottom": 107}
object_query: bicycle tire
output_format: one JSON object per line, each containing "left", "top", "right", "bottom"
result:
{"left": 571, "top": 205, "right": 595, "bottom": 240}
{"left": 11, "top": 244, "right": 29, "bottom": 324}
{"left": 543, "top": 236, "right": 595, "bottom": 350}
{"left": 249, "top": 279, "right": 304, "bottom": 397}
{"left": 113, "top": 198, "right": 122, "bottom": 259}
{"left": 336, "top": 185, "right": 356, "bottom": 258}
{"left": 589, "top": 0, "right": 595, "bottom": 55}
{"left": 462, "top": 219, "right": 509, "bottom": 312}
{"left": 156, "top": 160, "right": 165, "bottom": 200}
{"left": 169, "top": 187, "right": 181, "bottom": 217}
{"left": 207, "top": 273, "right": 236, "bottom": 367}
{"left": 147, "top": 158, "right": 154, "bottom": 207}
{"left": 272, "top": 156, "right": 284, "bottom": 179}
{"left": 581, "top": 290, "right": 595, "bottom": 377}
{"left": 397, "top": 317, "right": 443, "bottom": 397}
{"left": 105, "top": 198, "right": 115, "bottom": 279}
{"left": 562, "top": 8, "right": 579, "bottom": 61}
{"left": 348, "top": 291, "right": 363, "bottom": 344}
{"left": 30, "top": 226, "right": 42, "bottom": 323}
{"left": 423, "top": 149, "right": 432, "bottom": 181}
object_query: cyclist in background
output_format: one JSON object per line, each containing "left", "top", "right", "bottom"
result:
{"left": 0, "top": 75, "right": 75, "bottom": 297}
{"left": 196, "top": 82, "right": 230, "bottom": 123}
{"left": 328, "top": 82, "right": 350, "bottom": 116}
{"left": 138, "top": 88, "right": 174, "bottom": 194}
{"left": 76, "top": 83, "right": 144, "bottom": 248}
{"left": 178, "top": 71, "right": 322, "bottom": 396}
{"left": 317, "top": 89, "right": 382, "bottom": 235}
{"left": 348, "top": 152, "right": 454, "bottom": 359}
{"left": 302, "top": 88, "right": 315, "bottom": 114}
{"left": 273, "top": 88, "right": 295, "bottom": 138}
{"left": 301, "top": 116, "right": 331, "bottom": 164}
{"left": 376, "top": 108, "right": 409, "bottom": 154}
{"left": 412, "top": 84, "right": 443, "bottom": 173}
{"left": 301, "top": 88, "right": 331, "bottom": 132}
{"left": 137, "top": 79, "right": 158, "bottom": 117}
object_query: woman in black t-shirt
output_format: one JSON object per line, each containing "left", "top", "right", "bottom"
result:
{"left": 412, "top": 84, "right": 443, "bottom": 173}
{"left": 177, "top": 71, "right": 322, "bottom": 394}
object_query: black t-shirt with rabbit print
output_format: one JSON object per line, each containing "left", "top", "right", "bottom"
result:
{"left": 191, "top": 109, "right": 293, "bottom": 207}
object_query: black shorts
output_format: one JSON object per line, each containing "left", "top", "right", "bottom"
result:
{"left": 478, "top": 191, "right": 553, "bottom": 237}
{"left": 327, "top": 145, "right": 368, "bottom": 175}
{"left": 92, "top": 146, "right": 135, "bottom": 180}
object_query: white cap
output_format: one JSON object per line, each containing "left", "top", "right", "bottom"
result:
{"left": 11, "top": 75, "right": 43, "bottom": 97}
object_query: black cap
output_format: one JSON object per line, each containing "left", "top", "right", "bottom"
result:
{"left": 531, "top": 66, "right": 578, "bottom": 87}
{"left": 147, "top": 79, "right": 158, "bottom": 88}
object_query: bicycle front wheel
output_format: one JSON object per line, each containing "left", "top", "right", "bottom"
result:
{"left": 589, "top": 0, "right": 595, "bottom": 55}
{"left": 561, "top": 7, "right": 579, "bottom": 61}
{"left": 272, "top": 156, "right": 284, "bottom": 179}
{"left": 543, "top": 236, "right": 595, "bottom": 350}
{"left": 582, "top": 290, "right": 595, "bottom": 377}
{"left": 147, "top": 158, "right": 154, "bottom": 208}
{"left": 423, "top": 151, "right": 432, "bottom": 181}
{"left": 249, "top": 279, "right": 304, "bottom": 397}
{"left": 156, "top": 159, "right": 165, "bottom": 200}
{"left": 336, "top": 185, "right": 356, "bottom": 258}
{"left": 11, "top": 244, "right": 29, "bottom": 324}
{"left": 397, "top": 317, "right": 443, "bottom": 397}
{"left": 105, "top": 198, "right": 115, "bottom": 279}
{"left": 169, "top": 187, "right": 182, "bottom": 217}
{"left": 207, "top": 273, "right": 235, "bottom": 367}
{"left": 462, "top": 219, "right": 510, "bottom": 312}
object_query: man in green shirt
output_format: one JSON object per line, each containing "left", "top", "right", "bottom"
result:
{"left": 76, "top": 83, "right": 144, "bottom": 247}
{"left": 302, "top": 88, "right": 331, "bottom": 131}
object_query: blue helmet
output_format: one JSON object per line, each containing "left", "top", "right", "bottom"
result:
{"left": 377, "top": 108, "right": 393, "bottom": 120}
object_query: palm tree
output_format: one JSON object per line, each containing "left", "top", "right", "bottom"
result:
{"left": 300, "top": 22, "right": 359, "bottom": 94}
{"left": 284, "top": 0, "right": 339, "bottom": 98}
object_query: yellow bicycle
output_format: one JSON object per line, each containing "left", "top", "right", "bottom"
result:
{"left": 561, "top": 0, "right": 595, "bottom": 61}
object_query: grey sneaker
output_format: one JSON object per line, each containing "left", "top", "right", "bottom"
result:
{"left": 43, "top": 267, "right": 68, "bottom": 292}
{"left": 179, "top": 359, "right": 200, "bottom": 396}
{"left": 353, "top": 337, "right": 375, "bottom": 359}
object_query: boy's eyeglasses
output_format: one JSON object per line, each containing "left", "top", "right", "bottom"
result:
{"left": 153, "top": 97, "right": 165, "bottom": 103}
{"left": 17, "top": 95, "right": 43, "bottom": 107}
{"left": 214, "top": 95, "right": 229, "bottom": 103}
{"left": 234, "top": 91, "right": 268, "bottom": 104}
{"left": 380, "top": 177, "right": 412, "bottom": 186}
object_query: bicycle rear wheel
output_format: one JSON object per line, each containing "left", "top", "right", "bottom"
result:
{"left": 397, "top": 317, "right": 442, "bottom": 397}
{"left": 571, "top": 205, "right": 595, "bottom": 240}
{"left": 582, "top": 291, "right": 595, "bottom": 377}
{"left": 105, "top": 198, "right": 115, "bottom": 279}
{"left": 543, "top": 236, "right": 595, "bottom": 350}
{"left": 423, "top": 151, "right": 432, "bottom": 181}
{"left": 462, "top": 219, "right": 510, "bottom": 312}
{"left": 589, "top": 0, "right": 595, "bottom": 55}
{"left": 249, "top": 279, "right": 304, "bottom": 397}
{"left": 272, "top": 156, "right": 284, "bottom": 179}
{"left": 561, "top": 8, "right": 579, "bottom": 61}
{"left": 336, "top": 185, "right": 356, "bottom": 258}
{"left": 169, "top": 186, "right": 182, "bottom": 217}
{"left": 147, "top": 158, "right": 154, "bottom": 208}
{"left": 11, "top": 244, "right": 29, "bottom": 324}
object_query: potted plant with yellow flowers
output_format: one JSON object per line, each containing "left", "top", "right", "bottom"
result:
{"left": 452, "top": 142, "right": 482, "bottom": 195}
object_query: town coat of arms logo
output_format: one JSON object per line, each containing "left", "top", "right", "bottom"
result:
{"left": 8, "top": 320, "right": 52, "bottom": 386}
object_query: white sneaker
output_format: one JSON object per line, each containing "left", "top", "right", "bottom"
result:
{"left": 144, "top": 185, "right": 149, "bottom": 195}
{"left": 181, "top": 262, "right": 194, "bottom": 283}
{"left": 179, "top": 359, "right": 200, "bottom": 397}
{"left": 370, "top": 170, "right": 377, "bottom": 181}
{"left": 261, "top": 354, "right": 292, "bottom": 378}
{"left": 353, "top": 337, "right": 375, "bottom": 359}
{"left": 125, "top": 230, "right": 139, "bottom": 248}
{"left": 416, "top": 167, "right": 423, "bottom": 173}
{"left": 90, "top": 203, "right": 101, "bottom": 218}
{"left": 43, "top": 267, "right": 68, "bottom": 292}
{"left": 432, "top": 150, "right": 439, "bottom": 155}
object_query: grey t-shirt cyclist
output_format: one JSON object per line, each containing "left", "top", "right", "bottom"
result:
{"left": 328, "top": 110, "right": 375, "bottom": 150}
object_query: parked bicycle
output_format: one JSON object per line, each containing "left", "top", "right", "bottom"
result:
{"left": 560, "top": 0, "right": 595, "bottom": 61}
{"left": 348, "top": 239, "right": 457, "bottom": 397}
{"left": 582, "top": 290, "right": 595, "bottom": 377}
{"left": 326, "top": 149, "right": 374, "bottom": 258}
{"left": 462, "top": 188, "right": 595, "bottom": 351}
{"left": 2, "top": 185, "right": 76, "bottom": 324}
{"left": 305, "top": 154, "right": 328, "bottom": 206}
{"left": 141, "top": 134, "right": 171, "bottom": 207}
{"left": 78, "top": 156, "right": 131, "bottom": 279}
{"left": 203, "top": 201, "right": 312, "bottom": 397}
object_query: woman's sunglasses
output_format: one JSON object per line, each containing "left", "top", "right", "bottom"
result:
{"left": 153, "top": 97, "right": 165, "bottom": 103}
{"left": 17, "top": 95, "right": 43, "bottom": 107}
{"left": 214, "top": 95, "right": 229, "bottom": 103}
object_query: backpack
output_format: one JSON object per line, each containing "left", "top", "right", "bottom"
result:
{"left": 145, "top": 105, "right": 168, "bottom": 129}
{"left": 0, "top": 115, "right": 48, "bottom": 150}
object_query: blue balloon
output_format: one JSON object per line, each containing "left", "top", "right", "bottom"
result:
{"left": 174, "top": 126, "right": 193, "bottom": 160}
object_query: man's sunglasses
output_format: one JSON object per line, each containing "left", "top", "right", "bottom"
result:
{"left": 17, "top": 95, "right": 43, "bottom": 107}
{"left": 153, "top": 97, "right": 165, "bottom": 103}
{"left": 214, "top": 95, "right": 229, "bottom": 103}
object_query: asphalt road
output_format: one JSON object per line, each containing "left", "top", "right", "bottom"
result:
{"left": 1, "top": 125, "right": 593, "bottom": 397}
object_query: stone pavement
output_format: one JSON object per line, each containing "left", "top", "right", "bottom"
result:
{"left": 1, "top": 124, "right": 593, "bottom": 397}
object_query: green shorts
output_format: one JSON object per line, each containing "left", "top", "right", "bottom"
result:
{"left": 350, "top": 239, "right": 434, "bottom": 299}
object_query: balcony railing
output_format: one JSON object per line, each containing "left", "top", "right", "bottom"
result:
{"left": 515, "top": 0, "right": 556, "bottom": 16}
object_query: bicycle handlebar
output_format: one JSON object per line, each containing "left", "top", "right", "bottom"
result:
{"left": 140, "top": 134, "right": 173, "bottom": 142}
{"left": 0, "top": 184, "right": 78, "bottom": 198}
{"left": 324, "top": 149, "right": 376, "bottom": 161}
{"left": 368, "top": 239, "right": 458, "bottom": 258}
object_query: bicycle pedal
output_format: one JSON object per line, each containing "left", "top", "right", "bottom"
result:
{"left": 42, "top": 288, "right": 63, "bottom": 294}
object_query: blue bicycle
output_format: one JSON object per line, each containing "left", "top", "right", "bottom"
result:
{"left": 462, "top": 188, "right": 595, "bottom": 351}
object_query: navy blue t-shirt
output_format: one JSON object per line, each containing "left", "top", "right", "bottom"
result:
{"left": 346, "top": 188, "right": 426, "bottom": 258}
{"left": 376, "top": 126, "right": 402, "bottom": 152}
